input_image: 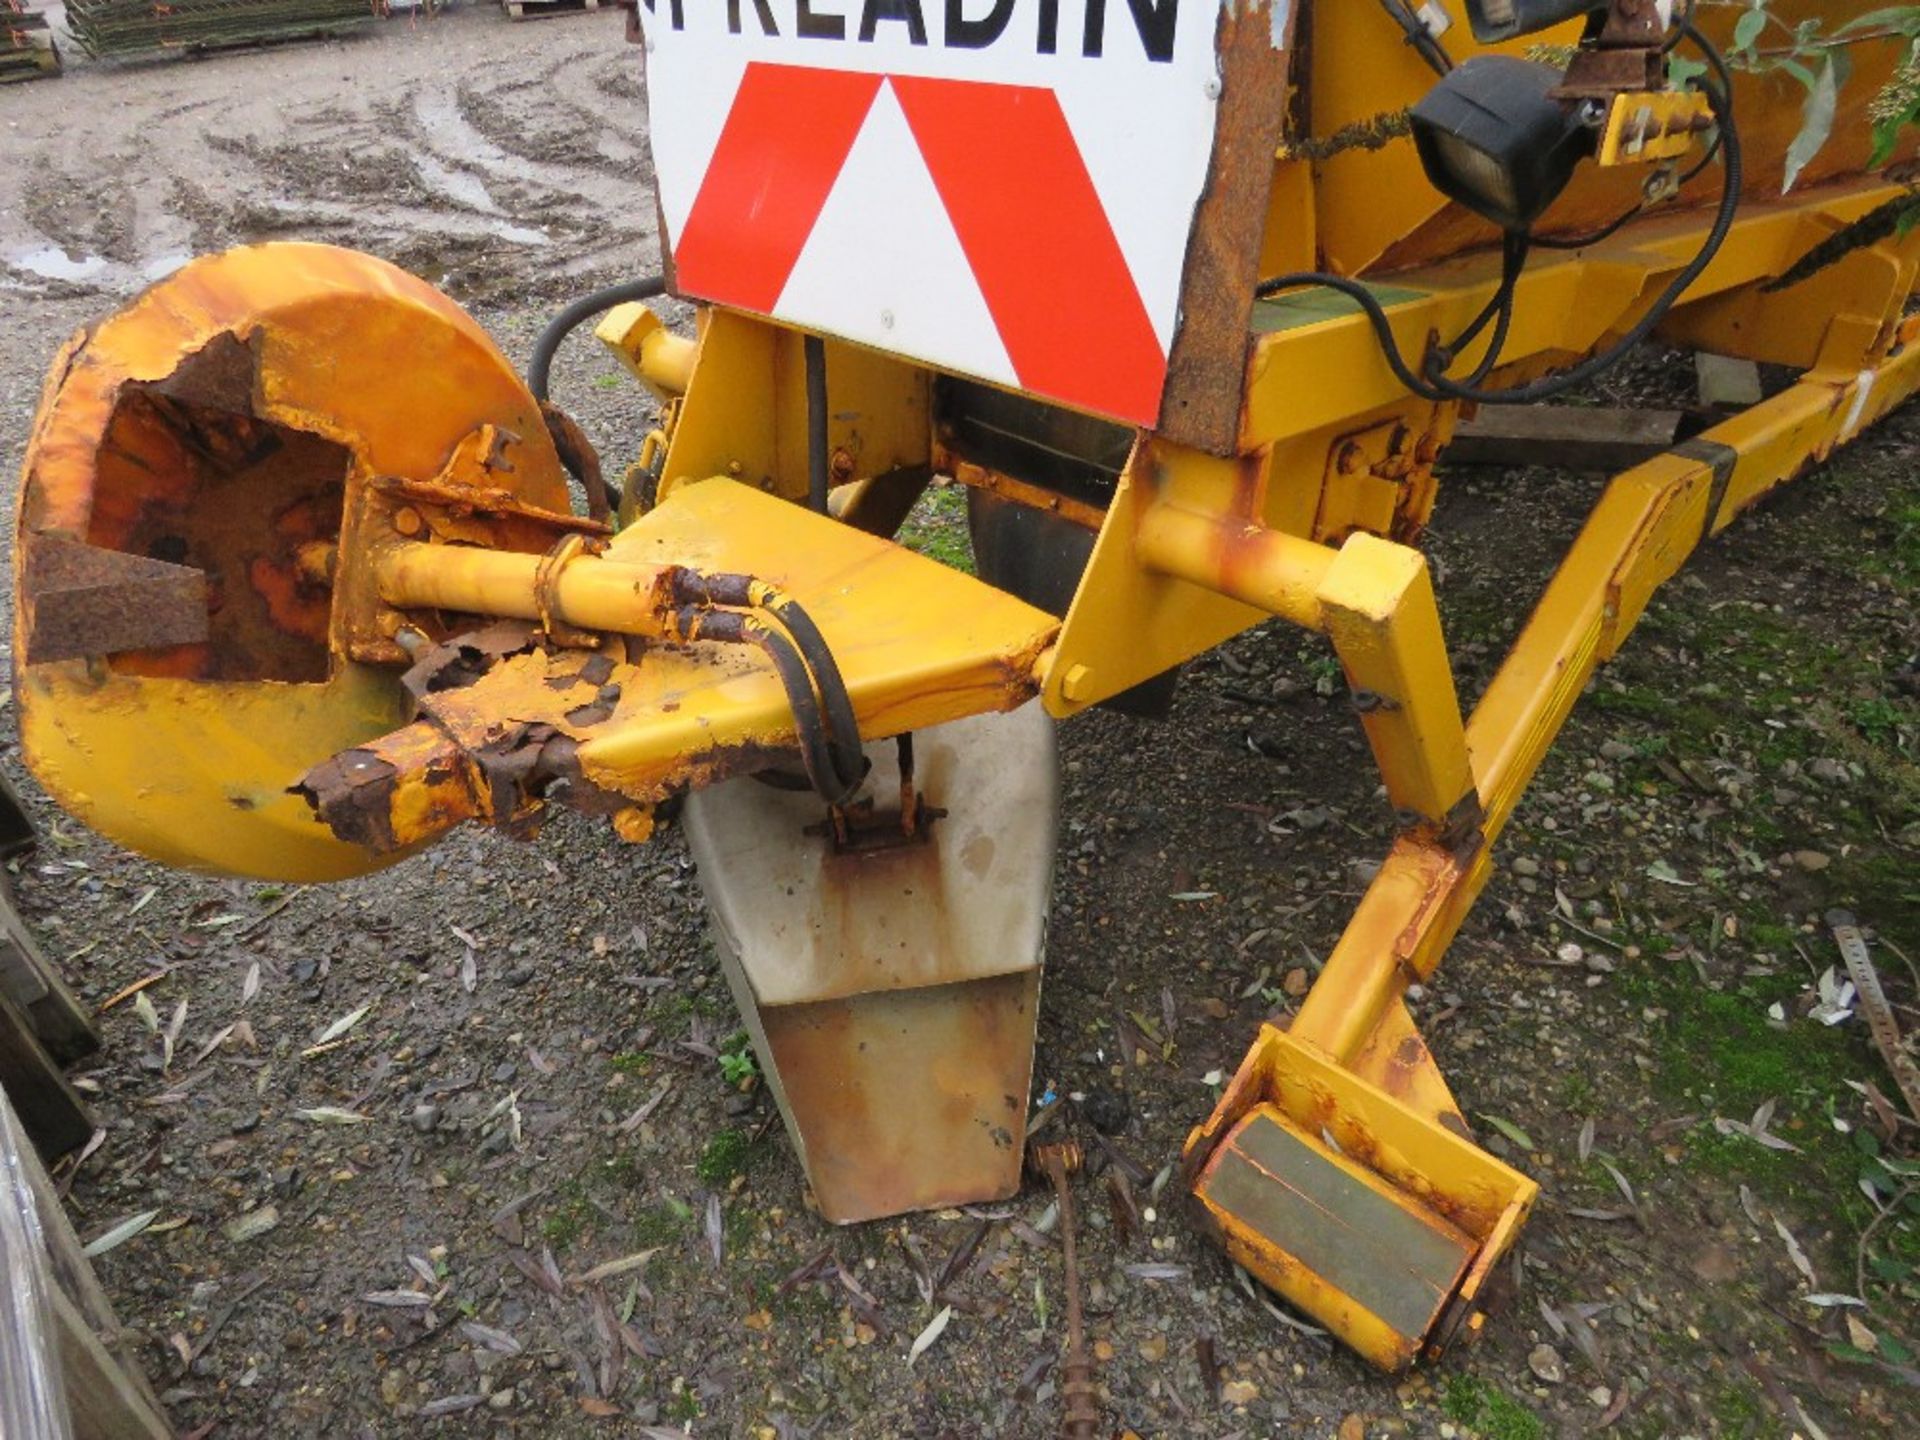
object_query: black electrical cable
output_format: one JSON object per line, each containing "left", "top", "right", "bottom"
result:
{"left": 1429, "top": 17, "right": 1741, "bottom": 403}
{"left": 1254, "top": 230, "right": 1530, "bottom": 401}
{"left": 1376, "top": 0, "right": 1454, "bottom": 77}
{"left": 1255, "top": 17, "right": 1739, "bottom": 406}
{"left": 1535, "top": 64, "right": 1727, "bottom": 253}
{"left": 1430, "top": 230, "right": 1530, "bottom": 383}
{"left": 527, "top": 274, "right": 668, "bottom": 402}
{"left": 1461, "top": 242, "right": 1526, "bottom": 387}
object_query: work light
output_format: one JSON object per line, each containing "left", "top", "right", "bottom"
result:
{"left": 1465, "top": 0, "right": 1605, "bottom": 42}
{"left": 1409, "top": 55, "right": 1593, "bottom": 230}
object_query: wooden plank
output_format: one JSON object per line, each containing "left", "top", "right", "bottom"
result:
{"left": 0, "top": 873, "right": 101, "bottom": 1063}
{"left": 0, "top": 769, "right": 35, "bottom": 858}
{"left": 1447, "top": 406, "right": 1687, "bottom": 472}
{"left": 3, "top": 1092, "right": 171, "bottom": 1440}
{"left": 0, "top": 986, "right": 92, "bottom": 1162}
{"left": 51, "top": 1283, "right": 172, "bottom": 1440}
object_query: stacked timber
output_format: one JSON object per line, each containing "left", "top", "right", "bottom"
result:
{"left": 0, "top": 1092, "right": 172, "bottom": 1440}
{"left": 0, "top": 1, "right": 61, "bottom": 83}
{"left": 501, "top": 0, "right": 598, "bottom": 21}
{"left": 66, "top": 0, "right": 376, "bottom": 59}
{"left": 0, "top": 771, "right": 98, "bottom": 1166}
{"left": 0, "top": 777, "right": 170, "bottom": 1437}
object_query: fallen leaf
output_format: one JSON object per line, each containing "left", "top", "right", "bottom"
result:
{"left": 294, "top": 1106, "right": 372, "bottom": 1125}
{"left": 242, "top": 963, "right": 260, "bottom": 1006}
{"left": 162, "top": 998, "right": 188, "bottom": 1070}
{"left": 907, "top": 1305, "right": 952, "bottom": 1366}
{"left": 1577, "top": 1117, "right": 1596, "bottom": 1162}
{"left": 1846, "top": 1314, "right": 1878, "bottom": 1352}
{"left": 1124, "top": 1263, "right": 1190, "bottom": 1282}
{"left": 306, "top": 1002, "right": 374, "bottom": 1054}
{"left": 572, "top": 1249, "right": 663, "bottom": 1286}
{"left": 133, "top": 990, "right": 161, "bottom": 1034}
{"left": 460, "top": 1321, "right": 522, "bottom": 1356}
{"left": 577, "top": 1396, "right": 620, "bottom": 1417}
{"left": 417, "top": 1395, "right": 485, "bottom": 1418}
{"left": 1479, "top": 1114, "right": 1535, "bottom": 1151}
{"left": 83, "top": 1209, "right": 160, "bottom": 1257}
{"left": 1538, "top": 1298, "right": 1567, "bottom": 1339}
{"left": 97, "top": 971, "right": 168, "bottom": 1013}
{"left": 1773, "top": 1217, "right": 1817, "bottom": 1287}
{"left": 362, "top": 1290, "right": 432, "bottom": 1308}
{"left": 224, "top": 1205, "right": 279, "bottom": 1243}
{"left": 188, "top": 1024, "right": 234, "bottom": 1071}
{"left": 1600, "top": 1160, "right": 1640, "bottom": 1216}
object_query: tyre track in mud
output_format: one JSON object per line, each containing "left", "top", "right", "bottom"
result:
{"left": 0, "top": 11, "right": 655, "bottom": 305}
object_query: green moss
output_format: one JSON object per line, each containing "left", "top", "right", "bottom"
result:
{"left": 540, "top": 1185, "right": 594, "bottom": 1250}
{"left": 666, "top": 1390, "right": 701, "bottom": 1423}
{"left": 631, "top": 1199, "right": 693, "bottom": 1248}
{"left": 609, "top": 1051, "right": 652, "bottom": 1077}
{"left": 1708, "top": 1378, "right": 1775, "bottom": 1435}
{"left": 654, "top": 990, "right": 732, "bottom": 1024}
{"left": 1443, "top": 1375, "right": 1544, "bottom": 1440}
{"left": 1559, "top": 1071, "right": 1598, "bottom": 1116}
{"left": 697, "top": 1128, "right": 751, "bottom": 1187}
{"left": 895, "top": 483, "right": 974, "bottom": 573}
{"left": 1612, "top": 941, "right": 1877, "bottom": 1221}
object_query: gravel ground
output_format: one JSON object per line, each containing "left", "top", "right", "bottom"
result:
{"left": 2, "top": 13, "right": 1916, "bottom": 1440}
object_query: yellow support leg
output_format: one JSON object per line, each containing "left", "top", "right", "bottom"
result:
{"left": 1187, "top": 328, "right": 1920, "bottom": 1372}
{"left": 1319, "top": 535, "right": 1476, "bottom": 830}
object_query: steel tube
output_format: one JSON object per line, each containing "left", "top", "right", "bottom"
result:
{"left": 1134, "top": 504, "right": 1336, "bottom": 631}
{"left": 375, "top": 542, "right": 675, "bottom": 637}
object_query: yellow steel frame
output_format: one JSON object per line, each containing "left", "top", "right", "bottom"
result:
{"left": 1163, "top": 234, "right": 1920, "bottom": 1363}
{"left": 15, "top": 0, "right": 1920, "bottom": 1371}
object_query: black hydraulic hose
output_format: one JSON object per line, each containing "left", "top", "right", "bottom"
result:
{"left": 674, "top": 571, "right": 868, "bottom": 800}
{"left": 527, "top": 274, "right": 668, "bottom": 402}
{"left": 752, "top": 590, "right": 865, "bottom": 785}
{"left": 804, "top": 334, "right": 830, "bottom": 515}
{"left": 674, "top": 607, "right": 862, "bottom": 805}
{"left": 538, "top": 399, "right": 615, "bottom": 522}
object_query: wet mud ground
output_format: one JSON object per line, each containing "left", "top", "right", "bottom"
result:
{"left": 2, "top": 11, "right": 1917, "bottom": 1439}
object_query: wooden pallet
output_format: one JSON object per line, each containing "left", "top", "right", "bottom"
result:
{"left": 1, "top": 1091, "right": 171, "bottom": 1440}
{"left": 503, "top": 0, "right": 599, "bottom": 20}
{"left": 1, "top": 10, "right": 62, "bottom": 83}
{"left": 0, "top": 775, "right": 97, "bottom": 1162}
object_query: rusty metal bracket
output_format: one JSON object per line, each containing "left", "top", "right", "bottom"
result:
{"left": 809, "top": 735, "right": 947, "bottom": 855}
{"left": 1828, "top": 910, "right": 1920, "bottom": 1120}
{"left": 19, "top": 537, "right": 209, "bottom": 665}
{"left": 532, "top": 533, "right": 611, "bottom": 648}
